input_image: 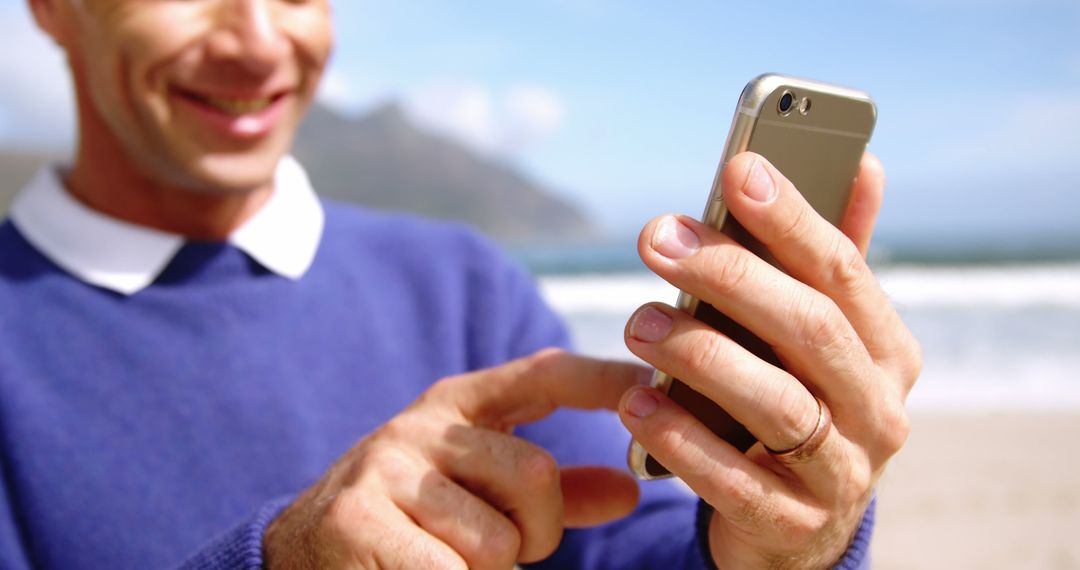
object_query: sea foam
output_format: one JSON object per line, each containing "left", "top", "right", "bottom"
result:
{"left": 539, "top": 263, "right": 1080, "bottom": 411}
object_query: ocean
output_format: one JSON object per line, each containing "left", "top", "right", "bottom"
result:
{"left": 531, "top": 261, "right": 1080, "bottom": 412}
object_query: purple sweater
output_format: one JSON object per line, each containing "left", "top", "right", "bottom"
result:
{"left": 0, "top": 202, "right": 871, "bottom": 569}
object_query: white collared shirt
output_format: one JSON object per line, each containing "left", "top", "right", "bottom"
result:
{"left": 8, "top": 156, "right": 325, "bottom": 296}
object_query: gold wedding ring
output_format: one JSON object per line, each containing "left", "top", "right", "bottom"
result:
{"left": 765, "top": 397, "right": 832, "bottom": 463}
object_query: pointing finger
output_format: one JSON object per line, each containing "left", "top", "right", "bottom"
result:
{"left": 427, "top": 348, "right": 649, "bottom": 429}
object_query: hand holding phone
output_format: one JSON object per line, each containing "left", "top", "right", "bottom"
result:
{"left": 628, "top": 74, "right": 878, "bottom": 479}
{"left": 616, "top": 74, "right": 921, "bottom": 566}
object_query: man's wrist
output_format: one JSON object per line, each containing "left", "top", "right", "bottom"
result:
{"left": 693, "top": 494, "right": 876, "bottom": 570}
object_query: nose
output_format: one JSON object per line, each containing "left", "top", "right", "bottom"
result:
{"left": 206, "top": 0, "right": 289, "bottom": 75}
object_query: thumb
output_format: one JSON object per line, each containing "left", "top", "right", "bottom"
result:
{"left": 560, "top": 466, "right": 640, "bottom": 528}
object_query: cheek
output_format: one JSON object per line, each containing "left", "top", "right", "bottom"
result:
{"left": 66, "top": 35, "right": 137, "bottom": 130}
{"left": 282, "top": 7, "right": 335, "bottom": 80}
{"left": 91, "top": 7, "right": 210, "bottom": 100}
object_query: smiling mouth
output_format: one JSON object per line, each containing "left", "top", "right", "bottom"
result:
{"left": 175, "top": 88, "right": 287, "bottom": 116}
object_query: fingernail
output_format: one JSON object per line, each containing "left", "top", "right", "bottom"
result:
{"left": 626, "top": 389, "right": 659, "bottom": 418}
{"left": 628, "top": 306, "right": 673, "bottom": 343}
{"left": 743, "top": 159, "right": 777, "bottom": 203}
{"left": 651, "top": 216, "right": 700, "bottom": 259}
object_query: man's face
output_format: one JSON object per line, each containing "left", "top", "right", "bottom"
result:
{"left": 51, "top": 0, "right": 333, "bottom": 193}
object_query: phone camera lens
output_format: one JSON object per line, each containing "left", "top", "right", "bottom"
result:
{"left": 778, "top": 91, "right": 794, "bottom": 115}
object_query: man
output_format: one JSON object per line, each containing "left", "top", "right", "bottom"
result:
{"left": 0, "top": 1, "right": 920, "bottom": 568}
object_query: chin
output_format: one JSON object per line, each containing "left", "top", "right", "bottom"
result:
{"left": 178, "top": 151, "right": 286, "bottom": 195}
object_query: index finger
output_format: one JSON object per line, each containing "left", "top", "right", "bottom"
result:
{"left": 426, "top": 348, "right": 649, "bottom": 429}
{"left": 720, "top": 152, "right": 920, "bottom": 382}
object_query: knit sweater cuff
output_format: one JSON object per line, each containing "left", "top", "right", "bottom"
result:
{"left": 832, "top": 495, "right": 876, "bottom": 570}
{"left": 693, "top": 495, "right": 876, "bottom": 570}
{"left": 176, "top": 496, "right": 294, "bottom": 570}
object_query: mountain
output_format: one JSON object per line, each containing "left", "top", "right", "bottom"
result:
{"left": 0, "top": 103, "right": 598, "bottom": 243}
{"left": 0, "top": 151, "right": 55, "bottom": 213}
{"left": 293, "top": 103, "right": 595, "bottom": 242}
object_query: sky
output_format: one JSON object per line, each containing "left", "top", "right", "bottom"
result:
{"left": 1, "top": 0, "right": 1078, "bottom": 245}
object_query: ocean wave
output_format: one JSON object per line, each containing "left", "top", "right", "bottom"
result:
{"left": 540, "top": 263, "right": 1080, "bottom": 412}
{"left": 538, "top": 263, "right": 1080, "bottom": 315}
{"left": 877, "top": 263, "right": 1080, "bottom": 308}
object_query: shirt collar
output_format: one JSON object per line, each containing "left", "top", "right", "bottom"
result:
{"left": 9, "top": 156, "right": 324, "bottom": 296}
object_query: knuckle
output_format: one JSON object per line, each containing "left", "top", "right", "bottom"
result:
{"left": 376, "top": 412, "right": 434, "bottom": 448}
{"left": 774, "top": 198, "right": 814, "bottom": 243}
{"left": 320, "top": 489, "right": 374, "bottom": 541}
{"left": 418, "top": 376, "right": 459, "bottom": 408}
{"left": 877, "top": 398, "right": 911, "bottom": 457}
{"left": 875, "top": 323, "right": 924, "bottom": 398}
{"left": 828, "top": 236, "right": 870, "bottom": 296}
{"left": 707, "top": 247, "right": 756, "bottom": 298}
{"left": 524, "top": 347, "right": 566, "bottom": 375}
{"left": 366, "top": 444, "right": 418, "bottom": 483}
{"left": 795, "top": 295, "right": 847, "bottom": 355}
{"left": 833, "top": 449, "right": 874, "bottom": 507}
{"left": 685, "top": 329, "right": 730, "bottom": 378}
{"left": 372, "top": 416, "right": 410, "bottom": 443}
{"left": 653, "top": 415, "right": 696, "bottom": 461}
{"left": 459, "top": 516, "right": 520, "bottom": 570}
{"left": 484, "top": 518, "right": 523, "bottom": 564}
{"left": 901, "top": 333, "right": 925, "bottom": 384}
{"left": 771, "top": 382, "right": 817, "bottom": 448}
{"left": 648, "top": 414, "right": 717, "bottom": 481}
{"left": 517, "top": 447, "right": 560, "bottom": 491}
{"left": 532, "top": 346, "right": 568, "bottom": 361}
{"left": 339, "top": 439, "right": 406, "bottom": 487}
{"left": 527, "top": 347, "right": 569, "bottom": 387}
{"left": 846, "top": 464, "right": 875, "bottom": 504}
{"left": 783, "top": 508, "right": 830, "bottom": 548}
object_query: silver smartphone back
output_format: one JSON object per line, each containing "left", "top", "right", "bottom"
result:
{"left": 628, "top": 74, "right": 877, "bottom": 479}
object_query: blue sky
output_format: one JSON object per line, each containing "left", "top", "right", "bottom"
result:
{"left": 2, "top": 0, "right": 1078, "bottom": 243}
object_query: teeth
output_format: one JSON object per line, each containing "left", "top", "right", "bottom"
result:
{"left": 201, "top": 96, "right": 273, "bottom": 115}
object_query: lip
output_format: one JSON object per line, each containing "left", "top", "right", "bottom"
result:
{"left": 169, "top": 87, "right": 293, "bottom": 140}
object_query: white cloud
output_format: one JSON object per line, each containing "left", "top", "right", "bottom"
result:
{"left": 501, "top": 86, "right": 566, "bottom": 154}
{"left": 403, "top": 81, "right": 500, "bottom": 152}
{"left": 401, "top": 81, "right": 566, "bottom": 156}
{"left": 316, "top": 67, "right": 396, "bottom": 117}
{"left": 0, "top": 5, "right": 76, "bottom": 149}
{"left": 315, "top": 69, "right": 356, "bottom": 112}
{"left": 317, "top": 73, "right": 568, "bottom": 155}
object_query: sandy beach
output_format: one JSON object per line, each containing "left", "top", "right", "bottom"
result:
{"left": 540, "top": 268, "right": 1080, "bottom": 567}
{"left": 872, "top": 412, "right": 1080, "bottom": 569}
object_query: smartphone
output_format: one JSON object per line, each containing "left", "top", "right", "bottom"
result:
{"left": 628, "top": 74, "right": 877, "bottom": 479}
